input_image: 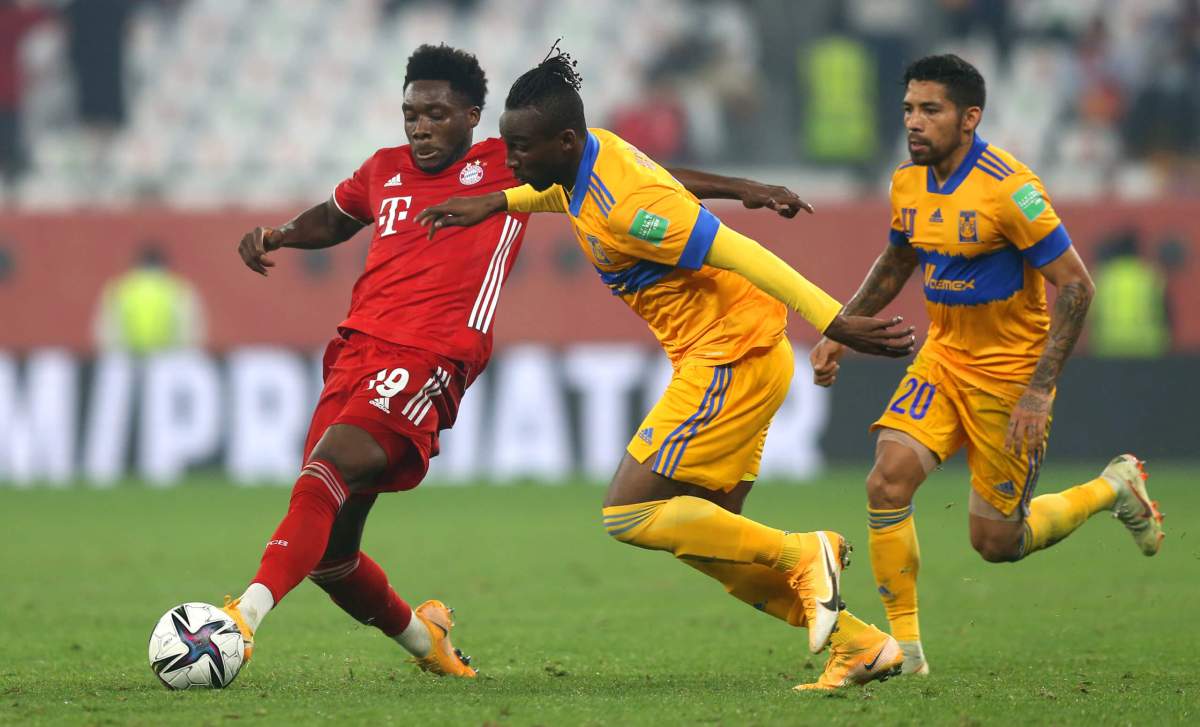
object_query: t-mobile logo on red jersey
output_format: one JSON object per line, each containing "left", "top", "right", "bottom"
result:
{"left": 378, "top": 196, "right": 413, "bottom": 237}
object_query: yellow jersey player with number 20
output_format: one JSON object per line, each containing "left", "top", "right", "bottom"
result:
{"left": 419, "top": 46, "right": 918, "bottom": 691}
{"left": 809, "top": 54, "right": 1165, "bottom": 685}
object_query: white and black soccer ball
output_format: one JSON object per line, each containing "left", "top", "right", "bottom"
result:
{"left": 148, "top": 602, "right": 246, "bottom": 690}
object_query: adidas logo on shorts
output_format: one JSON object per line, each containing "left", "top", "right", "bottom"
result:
{"left": 368, "top": 396, "right": 391, "bottom": 413}
{"left": 638, "top": 427, "right": 654, "bottom": 444}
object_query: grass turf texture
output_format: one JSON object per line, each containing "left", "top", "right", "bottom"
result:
{"left": 2, "top": 464, "right": 1196, "bottom": 726}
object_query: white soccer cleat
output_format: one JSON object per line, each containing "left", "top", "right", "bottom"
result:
{"left": 898, "top": 640, "right": 930, "bottom": 676}
{"left": 788, "top": 530, "right": 847, "bottom": 653}
{"left": 1103, "top": 454, "right": 1164, "bottom": 556}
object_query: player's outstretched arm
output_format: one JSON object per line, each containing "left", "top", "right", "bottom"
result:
{"left": 667, "top": 168, "right": 814, "bottom": 218}
{"left": 810, "top": 243, "right": 920, "bottom": 385}
{"left": 416, "top": 192, "right": 508, "bottom": 239}
{"left": 236, "top": 198, "right": 365, "bottom": 276}
{"left": 1004, "top": 246, "right": 1095, "bottom": 454}
{"left": 705, "top": 225, "right": 915, "bottom": 358}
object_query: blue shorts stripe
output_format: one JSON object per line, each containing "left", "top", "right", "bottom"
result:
{"left": 652, "top": 368, "right": 723, "bottom": 474}
{"left": 666, "top": 367, "right": 731, "bottom": 479}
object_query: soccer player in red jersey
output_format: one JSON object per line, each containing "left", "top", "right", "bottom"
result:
{"left": 221, "top": 44, "right": 821, "bottom": 678}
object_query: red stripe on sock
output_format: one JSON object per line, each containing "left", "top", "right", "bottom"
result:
{"left": 312, "top": 551, "right": 413, "bottom": 637}
{"left": 252, "top": 459, "right": 349, "bottom": 602}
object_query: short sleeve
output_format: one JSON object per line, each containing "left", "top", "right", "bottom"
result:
{"left": 607, "top": 185, "right": 720, "bottom": 271}
{"left": 888, "top": 176, "right": 910, "bottom": 247}
{"left": 997, "top": 170, "right": 1071, "bottom": 268}
{"left": 332, "top": 154, "right": 375, "bottom": 224}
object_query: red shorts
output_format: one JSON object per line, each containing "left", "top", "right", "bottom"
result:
{"left": 303, "top": 332, "right": 469, "bottom": 493}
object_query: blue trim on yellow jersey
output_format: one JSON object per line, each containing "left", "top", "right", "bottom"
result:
{"left": 569, "top": 133, "right": 602, "bottom": 217}
{"left": 927, "top": 135, "right": 988, "bottom": 195}
{"left": 981, "top": 149, "right": 1014, "bottom": 174}
{"left": 678, "top": 208, "right": 720, "bottom": 269}
{"left": 917, "top": 245, "right": 1025, "bottom": 306}
{"left": 588, "top": 185, "right": 612, "bottom": 217}
{"left": 1022, "top": 224, "right": 1072, "bottom": 268}
{"left": 590, "top": 174, "right": 616, "bottom": 206}
{"left": 595, "top": 259, "right": 674, "bottom": 295}
{"left": 975, "top": 156, "right": 1009, "bottom": 180}
{"left": 897, "top": 161, "right": 915, "bottom": 170}
{"left": 889, "top": 228, "right": 910, "bottom": 247}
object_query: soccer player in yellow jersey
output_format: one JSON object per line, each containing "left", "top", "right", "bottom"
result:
{"left": 809, "top": 54, "right": 1166, "bottom": 683}
{"left": 420, "top": 49, "right": 918, "bottom": 690}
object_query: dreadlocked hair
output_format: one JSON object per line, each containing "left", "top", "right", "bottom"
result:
{"left": 505, "top": 41, "right": 586, "bottom": 135}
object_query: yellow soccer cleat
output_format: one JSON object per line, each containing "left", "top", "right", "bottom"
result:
{"left": 220, "top": 595, "right": 255, "bottom": 664}
{"left": 787, "top": 531, "right": 849, "bottom": 653}
{"left": 1104, "top": 454, "right": 1165, "bottom": 556}
{"left": 412, "top": 600, "right": 477, "bottom": 678}
{"left": 794, "top": 623, "right": 903, "bottom": 691}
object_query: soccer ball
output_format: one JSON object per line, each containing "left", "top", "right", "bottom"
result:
{"left": 148, "top": 602, "right": 246, "bottom": 690}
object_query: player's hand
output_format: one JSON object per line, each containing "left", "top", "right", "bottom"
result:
{"left": 809, "top": 337, "right": 846, "bottom": 387}
{"left": 1005, "top": 386, "right": 1053, "bottom": 456}
{"left": 738, "top": 181, "right": 814, "bottom": 218}
{"left": 416, "top": 192, "right": 507, "bottom": 239}
{"left": 237, "top": 226, "right": 283, "bottom": 276}
{"left": 822, "top": 314, "right": 915, "bottom": 358}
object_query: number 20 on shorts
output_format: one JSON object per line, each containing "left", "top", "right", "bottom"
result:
{"left": 889, "top": 376, "right": 936, "bottom": 420}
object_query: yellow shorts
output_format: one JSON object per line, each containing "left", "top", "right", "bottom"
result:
{"left": 627, "top": 339, "right": 793, "bottom": 491}
{"left": 871, "top": 353, "right": 1048, "bottom": 517}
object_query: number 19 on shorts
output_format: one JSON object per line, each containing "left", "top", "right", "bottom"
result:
{"left": 888, "top": 376, "right": 936, "bottom": 420}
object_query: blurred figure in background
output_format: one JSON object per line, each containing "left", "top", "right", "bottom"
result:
{"left": 0, "top": 0, "right": 52, "bottom": 203}
{"left": 92, "top": 244, "right": 206, "bottom": 353}
{"left": 65, "top": 0, "right": 133, "bottom": 180}
{"left": 1090, "top": 230, "right": 1171, "bottom": 358}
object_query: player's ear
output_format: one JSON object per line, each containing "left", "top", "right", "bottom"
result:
{"left": 466, "top": 106, "right": 481, "bottom": 127}
{"left": 961, "top": 106, "right": 982, "bottom": 135}
{"left": 558, "top": 128, "right": 578, "bottom": 151}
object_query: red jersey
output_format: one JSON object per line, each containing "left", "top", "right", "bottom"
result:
{"left": 332, "top": 137, "right": 529, "bottom": 371}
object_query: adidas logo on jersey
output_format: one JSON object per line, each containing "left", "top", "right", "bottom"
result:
{"left": 368, "top": 396, "right": 391, "bottom": 413}
{"left": 384, "top": 173, "right": 403, "bottom": 187}
{"left": 638, "top": 427, "right": 654, "bottom": 444}
{"left": 929, "top": 208, "right": 943, "bottom": 223}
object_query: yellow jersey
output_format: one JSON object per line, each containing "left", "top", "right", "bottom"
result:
{"left": 889, "top": 135, "right": 1072, "bottom": 385}
{"left": 509, "top": 128, "right": 787, "bottom": 366}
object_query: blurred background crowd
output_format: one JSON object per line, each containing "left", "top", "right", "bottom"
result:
{"left": 0, "top": 0, "right": 1195, "bottom": 486}
{"left": 2, "top": 0, "right": 1199, "bottom": 208}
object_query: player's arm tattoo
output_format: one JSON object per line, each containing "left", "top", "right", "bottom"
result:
{"left": 1027, "top": 280, "right": 1093, "bottom": 393}
{"left": 842, "top": 244, "right": 919, "bottom": 317}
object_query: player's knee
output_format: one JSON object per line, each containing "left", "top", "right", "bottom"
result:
{"left": 970, "top": 532, "right": 1022, "bottom": 563}
{"left": 310, "top": 426, "right": 389, "bottom": 492}
{"left": 866, "top": 459, "right": 919, "bottom": 510}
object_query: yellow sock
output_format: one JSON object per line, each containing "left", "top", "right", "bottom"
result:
{"left": 868, "top": 505, "right": 920, "bottom": 642}
{"left": 829, "top": 610, "right": 873, "bottom": 648}
{"left": 683, "top": 561, "right": 808, "bottom": 626}
{"left": 1022, "top": 477, "right": 1117, "bottom": 557}
{"left": 602, "top": 497, "right": 808, "bottom": 572}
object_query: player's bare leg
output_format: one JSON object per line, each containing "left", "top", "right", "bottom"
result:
{"left": 602, "top": 454, "right": 852, "bottom": 656}
{"left": 865, "top": 431, "right": 932, "bottom": 676}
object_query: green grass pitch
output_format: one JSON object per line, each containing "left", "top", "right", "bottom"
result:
{"left": 2, "top": 463, "right": 1197, "bottom": 725}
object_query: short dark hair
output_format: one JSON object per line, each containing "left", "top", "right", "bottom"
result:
{"left": 404, "top": 44, "right": 488, "bottom": 108}
{"left": 505, "top": 43, "right": 587, "bottom": 136}
{"left": 903, "top": 54, "right": 986, "bottom": 111}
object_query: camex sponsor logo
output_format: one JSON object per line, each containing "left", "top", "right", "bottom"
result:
{"left": 923, "top": 264, "right": 976, "bottom": 291}
{"left": 629, "top": 209, "right": 669, "bottom": 244}
{"left": 1011, "top": 182, "right": 1047, "bottom": 222}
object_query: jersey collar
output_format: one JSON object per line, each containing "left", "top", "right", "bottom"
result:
{"left": 568, "top": 131, "right": 601, "bottom": 217}
{"left": 927, "top": 134, "right": 987, "bottom": 195}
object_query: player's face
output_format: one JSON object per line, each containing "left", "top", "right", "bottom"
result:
{"left": 402, "top": 80, "right": 481, "bottom": 174}
{"left": 903, "top": 80, "right": 972, "bottom": 166}
{"left": 499, "top": 108, "right": 574, "bottom": 191}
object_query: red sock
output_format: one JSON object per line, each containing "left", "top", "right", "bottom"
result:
{"left": 309, "top": 552, "right": 413, "bottom": 637}
{"left": 253, "top": 460, "right": 349, "bottom": 602}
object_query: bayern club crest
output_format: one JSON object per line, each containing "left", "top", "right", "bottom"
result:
{"left": 459, "top": 160, "right": 484, "bottom": 185}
